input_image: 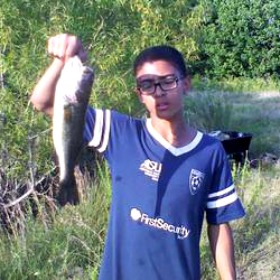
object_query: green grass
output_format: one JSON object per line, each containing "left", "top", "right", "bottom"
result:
{"left": 0, "top": 158, "right": 279, "bottom": 279}
{"left": 0, "top": 164, "right": 110, "bottom": 280}
{"left": 0, "top": 89, "right": 279, "bottom": 279}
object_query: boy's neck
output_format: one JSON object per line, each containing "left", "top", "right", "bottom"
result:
{"left": 150, "top": 118, "right": 196, "bottom": 148}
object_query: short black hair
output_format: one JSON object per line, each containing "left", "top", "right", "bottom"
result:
{"left": 133, "top": 45, "right": 188, "bottom": 77}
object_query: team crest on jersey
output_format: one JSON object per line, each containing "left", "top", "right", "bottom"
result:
{"left": 139, "top": 159, "right": 162, "bottom": 181}
{"left": 189, "top": 169, "right": 205, "bottom": 195}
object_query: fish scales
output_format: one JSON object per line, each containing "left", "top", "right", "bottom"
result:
{"left": 53, "top": 56, "right": 94, "bottom": 206}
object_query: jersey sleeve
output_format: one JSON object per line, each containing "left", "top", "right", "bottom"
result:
{"left": 206, "top": 146, "right": 246, "bottom": 225}
{"left": 83, "top": 106, "right": 111, "bottom": 153}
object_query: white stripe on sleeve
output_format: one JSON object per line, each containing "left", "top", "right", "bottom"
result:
{"left": 207, "top": 192, "right": 238, "bottom": 209}
{"left": 88, "top": 109, "right": 104, "bottom": 148}
{"left": 208, "top": 184, "right": 235, "bottom": 199}
{"left": 98, "top": 109, "right": 111, "bottom": 153}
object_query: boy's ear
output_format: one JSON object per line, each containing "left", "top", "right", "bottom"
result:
{"left": 183, "top": 76, "right": 192, "bottom": 95}
{"left": 135, "top": 88, "right": 144, "bottom": 103}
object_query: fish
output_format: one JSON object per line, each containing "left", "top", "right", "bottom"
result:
{"left": 52, "top": 56, "right": 94, "bottom": 206}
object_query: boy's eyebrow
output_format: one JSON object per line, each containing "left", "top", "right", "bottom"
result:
{"left": 136, "top": 74, "right": 158, "bottom": 82}
{"left": 136, "top": 74, "right": 176, "bottom": 82}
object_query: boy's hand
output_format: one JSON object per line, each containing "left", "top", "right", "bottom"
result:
{"left": 47, "top": 34, "right": 88, "bottom": 63}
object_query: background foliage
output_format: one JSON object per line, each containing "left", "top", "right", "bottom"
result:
{"left": 199, "top": 0, "right": 280, "bottom": 78}
{"left": 1, "top": 0, "right": 280, "bottom": 179}
{"left": 0, "top": 0, "right": 203, "bottom": 177}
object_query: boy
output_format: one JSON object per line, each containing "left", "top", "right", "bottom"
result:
{"left": 30, "top": 34, "right": 245, "bottom": 280}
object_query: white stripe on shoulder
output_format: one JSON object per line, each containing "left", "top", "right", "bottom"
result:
{"left": 98, "top": 109, "right": 111, "bottom": 153}
{"left": 88, "top": 109, "right": 104, "bottom": 148}
{"left": 207, "top": 192, "right": 238, "bottom": 209}
{"left": 208, "top": 184, "right": 235, "bottom": 199}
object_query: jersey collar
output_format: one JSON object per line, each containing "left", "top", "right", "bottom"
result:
{"left": 146, "top": 119, "right": 203, "bottom": 156}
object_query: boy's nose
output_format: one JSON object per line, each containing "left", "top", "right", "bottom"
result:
{"left": 154, "top": 84, "right": 166, "bottom": 97}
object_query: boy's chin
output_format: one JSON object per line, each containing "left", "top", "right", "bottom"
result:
{"left": 153, "top": 110, "right": 182, "bottom": 121}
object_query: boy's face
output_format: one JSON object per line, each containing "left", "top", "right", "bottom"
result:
{"left": 136, "top": 60, "right": 190, "bottom": 121}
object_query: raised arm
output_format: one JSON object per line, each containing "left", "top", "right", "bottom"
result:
{"left": 30, "top": 34, "right": 88, "bottom": 116}
{"left": 207, "top": 223, "right": 236, "bottom": 280}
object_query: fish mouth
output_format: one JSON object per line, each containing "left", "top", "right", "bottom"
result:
{"left": 83, "top": 66, "right": 94, "bottom": 75}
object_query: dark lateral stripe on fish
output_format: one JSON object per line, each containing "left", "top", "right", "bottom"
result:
{"left": 84, "top": 107, "right": 96, "bottom": 143}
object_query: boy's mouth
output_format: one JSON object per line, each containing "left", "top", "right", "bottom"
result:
{"left": 156, "top": 102, "right": 169, "bottom": 111}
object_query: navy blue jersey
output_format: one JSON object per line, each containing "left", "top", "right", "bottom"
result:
{"left": 85, "top": 108, "right": 245, "bottom": 280}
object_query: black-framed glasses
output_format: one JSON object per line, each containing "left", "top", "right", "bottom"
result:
{"left": 137, "top": 74, "right": 184, "bottom": 95}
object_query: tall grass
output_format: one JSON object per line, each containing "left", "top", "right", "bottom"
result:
{"left": 0, "top": 88, "right": 279, "bottom": 279}
{"left": 185, "top": 90, "right": 233, "bottom": 132}
{"left": 1, "top": 0, "right": 280, "bottom": 177}
{"left": 0, "top": 162, "right": 110, "bottom": 280}
{"left": 0, "top": 159, "right": 279, "bottom": 279}
{"left": 0, "top": 0, "right": 204, "bottom": 178}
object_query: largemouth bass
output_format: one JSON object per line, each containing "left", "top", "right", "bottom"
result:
{"left": 53, "top": 56, "right": 94, "bottom": 206}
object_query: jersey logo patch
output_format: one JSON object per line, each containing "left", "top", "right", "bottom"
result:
{"left": 139, "top": 159, "right": 162, "bottom": 181}
{"left": 189, "top": 169, "right": 205, "bottom": 195}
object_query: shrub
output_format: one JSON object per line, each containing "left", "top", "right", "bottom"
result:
{"left": 199, "top": 0, "right": 280, "bottom": 78}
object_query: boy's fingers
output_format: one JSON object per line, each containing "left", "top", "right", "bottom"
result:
{"left": 64, "top": 36, "right": 79, "bottom": 57}
{"left": 47, "top": 35, "right": 62, "bottom": 58}
{"left": 57, "top": 34, "right": 68, "bottom": 58}
{"left": 47, "top": 37, "right": 55, "bottom": 56}
{"left": 47, "top": 34, "right": 87, "bottom": 62}
{"left": 47, "top": 34, "right": 69, "bottom": 58}
{"left": 65, "top": 36, "right": 88, "bottom": 62}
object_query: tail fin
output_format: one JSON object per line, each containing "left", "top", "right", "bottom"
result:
{"left": 57, "top": 174, "right": 80, "bottom": 206}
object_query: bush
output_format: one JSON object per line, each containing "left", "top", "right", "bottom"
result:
{"left": 199, "top": 0, "right": 280, "bottom": 78}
